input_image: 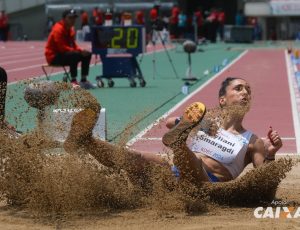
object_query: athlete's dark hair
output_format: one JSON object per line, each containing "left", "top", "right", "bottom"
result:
{"left": 218, "top": 77, "right": 243, "bottom": 98}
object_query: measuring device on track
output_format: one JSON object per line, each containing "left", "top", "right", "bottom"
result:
{"left": 91, "top": 25, "right": 146, "bottom": 88}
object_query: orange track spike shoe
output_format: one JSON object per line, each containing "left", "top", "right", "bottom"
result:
{"left": 162, "top": 102, "right": 206, "bottom": 148}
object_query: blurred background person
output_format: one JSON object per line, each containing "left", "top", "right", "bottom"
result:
{"left": 46, "top": 15, "right": 55, "bottom": 37}
{"left": 150, "top": 4, "right": 160, "bottom": 26}
{"left": 194, "top": 7, "right": 203, "bottom": 39}
{"left": 206, "top": 8, "right": 218, "bottom": 43}
{"left": 217, "top": 8, "right": 225, "bottom": 41}
{"left": 80, "top": 10, "right": 89, "bottom": 28}
{"left": 92, "top": 7, "right": 103, "bottom": 26}
{"left": 0, "top": 10, "right": 9, "bottom": 41}
{"left": 135, "top": 10, "right": 144, "bottom": 25}
{"left": 178, "top": 10, "right": 187, "bottom": 38}
{"left": 235, "top": 9, "right": 245, "bottom": 26}
{"left": 170, "top": 4, "right": 180, "bottom": 39}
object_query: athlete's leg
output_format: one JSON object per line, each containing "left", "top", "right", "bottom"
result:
{"left": 163, "top": 102, "right": 210, "bottom": 185}
{"left": 64, "top": 92, "right": 168, "bottom": 186}
{"left": 172, "top": 145, "right": 209, "bottom": 185}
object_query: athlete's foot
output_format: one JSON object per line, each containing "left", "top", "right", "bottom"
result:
{"left": 162, "top": 102, "right": 206, "bottom": 148}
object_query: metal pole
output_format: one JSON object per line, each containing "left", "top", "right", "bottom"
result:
{"left": 188, "top": 53, "right": 192, "bottom": 78}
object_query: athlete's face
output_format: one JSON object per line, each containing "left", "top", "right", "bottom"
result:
{"left": 219, "top": 79, "right": 251, "bottom": 108}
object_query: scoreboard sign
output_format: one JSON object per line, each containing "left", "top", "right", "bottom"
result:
{"left": 91, "top": 25, "right": 146, "bottom": 56}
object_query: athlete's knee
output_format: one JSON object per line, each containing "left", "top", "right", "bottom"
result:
{"left": 69, "top": 92, "right": 101, "bottom": 138}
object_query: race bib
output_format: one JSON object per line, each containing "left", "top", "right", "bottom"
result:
{"left": 189, "top": 129, "right": 248, "bottom": 164}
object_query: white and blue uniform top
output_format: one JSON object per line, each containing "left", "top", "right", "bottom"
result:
{"left": 189, "top": 128, "right": 253, "bottom": 179}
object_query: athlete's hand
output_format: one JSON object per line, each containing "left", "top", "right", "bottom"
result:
{"left": 264, "top": 126, "right": 282, "bottom": 157}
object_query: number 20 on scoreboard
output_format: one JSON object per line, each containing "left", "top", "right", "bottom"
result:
{"left": 111, "top": 28, "right": 138, "bottom": 49}
{"left": 92, "top": 26, "right": 146, "bottom": 54}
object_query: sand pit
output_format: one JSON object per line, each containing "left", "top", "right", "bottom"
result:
{"left": 0, "top": 156, "right": 299, "bottom": 230}
{"left": 0, "top": 125, "right": 298, "bottom": 230}
{"left": 0, "top": 85, "right": 299, "bottom": 229}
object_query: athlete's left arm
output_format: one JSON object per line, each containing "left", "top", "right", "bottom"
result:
{"left": 263, "top": 128, "right": 283, "bottom": 159}
{"left": 250, "top": 135, "right": 266, "bottom": 167}
{"left": 250, "top": 130, "right": 283, "bottom": 167}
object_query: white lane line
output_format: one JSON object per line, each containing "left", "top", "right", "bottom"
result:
{"left": 7, "top": 64, "right": 45, "bottom": 73}
{"left": 127, "top": 50, "right": 249, "bottom": 146}
{"left": 0, "top": 49, "right": 43, "bottom": 58}
{"left": 285, "top": 50, "right": 300, "bottom": 154}
{"left": 0, "top": 57, "right": 45, "bottom": 65}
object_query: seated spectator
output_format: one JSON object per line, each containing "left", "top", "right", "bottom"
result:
{"left": 45, "top": 9, "right": 95, "bottom": 89}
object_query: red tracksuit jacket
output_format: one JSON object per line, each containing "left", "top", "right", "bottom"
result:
{"left": 45, "top": 20, "right": 82, "bottom": 64}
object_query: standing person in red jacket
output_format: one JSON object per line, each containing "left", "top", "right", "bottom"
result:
{"left": 45, "top": 9, "right": 95, "bottom": 89}
{"left": 194, "top": 7, "right": 203, "bottom": 39}
{"left": 206, "top": 8, "right": 218, "bottom": 43}
{"left": 217, "top": 8, "right": 225, "bottom": 41}
{"left": 80, "top": 10, "right": 89, "bottom": 28}
{"left": 93, "top": 7, "right": 103, "bottom": 26}
{"left": 135, "top": 10, "right": 144, "bottom": 25}
{"left": 150, "top": 4, "right": 159, "bottom": 25}
{"left": 0, "top": 10, "right": 9, "bottom": 41}
{"left": 170, "top": 4, "right": 180, "bottom": 39}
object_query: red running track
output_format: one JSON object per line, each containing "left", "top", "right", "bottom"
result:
{"left": 0, "top": 41, "right": 169, "bottom": 83}
{"left": 129, "top": 49, "right": 297, "bottom": 154}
